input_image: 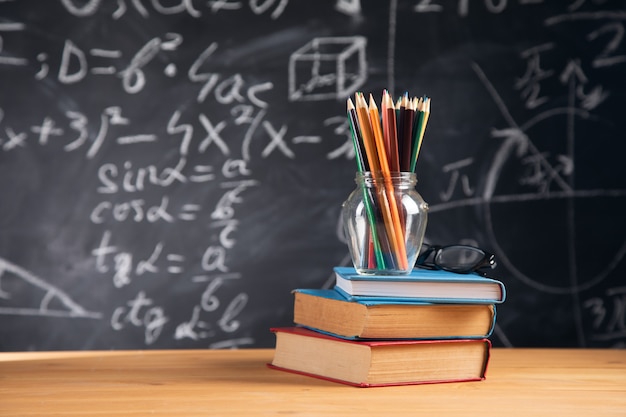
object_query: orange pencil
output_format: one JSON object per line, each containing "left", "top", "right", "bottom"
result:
{"left": 368, "top": 93, "right": 388, "bottom": 171}
{"left": 362, "top": 93, "right": 408, "bottom": 270}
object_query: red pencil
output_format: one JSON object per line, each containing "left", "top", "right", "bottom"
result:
{"left": 383, "top": 91, "right": 400, "bottom": 172}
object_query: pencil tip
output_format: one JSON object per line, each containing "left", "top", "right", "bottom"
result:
{"left": 355, "top": 91, "right": 367, "bottom": 107}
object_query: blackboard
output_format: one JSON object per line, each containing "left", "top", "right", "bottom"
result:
{"left": 1, "top": 1, "right": 625, "bottom": 351}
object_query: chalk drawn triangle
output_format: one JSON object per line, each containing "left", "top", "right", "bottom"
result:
{"left": 0, "top": 257, "right": 102, "bottom": 319}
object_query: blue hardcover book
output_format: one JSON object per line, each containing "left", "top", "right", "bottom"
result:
{"left": 334, "top": 266, "right": 506, "bottom": 304}
{"left": 293, "top": 288, "right": 497, "bottom": 340}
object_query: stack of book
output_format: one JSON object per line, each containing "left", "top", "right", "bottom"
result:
{"left": 269, "top": 266, "right": 506, "bottom": 387}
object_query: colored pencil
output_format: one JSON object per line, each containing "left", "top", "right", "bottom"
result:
{"left": 410, "top": 96, "right": 430, "bottom": 172}
{"left": 400, "top": 95, "right": 415, "bottom": 171}
{"left": 347, "top": 98, "right": 386, "bottom": 269}
{"left": 382, "top": 90, "right": 400, "bottom": 172}
{"left": 381, "top": 90, "right": 390, "bottom": 165}
{"left": 395, "top": 96, "right": 405, "bottom": 171}
{"left": 347, "top": 98, "right": 367, "bottom": 172}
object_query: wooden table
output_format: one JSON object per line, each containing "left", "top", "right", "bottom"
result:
{"left": 1, "top": 348, "right": 625, "bottom": 416}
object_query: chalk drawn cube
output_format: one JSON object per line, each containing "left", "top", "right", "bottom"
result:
{"left": 289, "top": 36, "right": 367, "bottom": 101}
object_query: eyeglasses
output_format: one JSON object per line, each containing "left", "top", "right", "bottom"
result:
{"left": 416, "top": 244, "right": 497, "bottom": 275}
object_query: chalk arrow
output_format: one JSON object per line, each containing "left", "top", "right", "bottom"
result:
{"left": 559, "top": 59, "right": 588, "bottom": 85}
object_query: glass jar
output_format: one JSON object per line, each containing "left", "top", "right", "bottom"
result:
{"left": 341, "top": 171, "right": 428, "bottom": 275}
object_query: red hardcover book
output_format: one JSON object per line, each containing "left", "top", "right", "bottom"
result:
{"left": 268, "top": 327, "right": 490, "bottom": 387}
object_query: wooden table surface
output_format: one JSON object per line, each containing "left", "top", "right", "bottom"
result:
{"left": 1, "top": 348, "right": 625, "bottom": 417}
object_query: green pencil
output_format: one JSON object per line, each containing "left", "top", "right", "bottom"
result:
{"left": 410, "top": 96, "right": 430, "bottom": 173}
{"left": 347, "top": 98, "right": 386, "bottom": 270}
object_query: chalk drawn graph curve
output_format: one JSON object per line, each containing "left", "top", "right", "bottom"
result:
{"left": 472, "top": 61, "right": 626, "bottom": 295}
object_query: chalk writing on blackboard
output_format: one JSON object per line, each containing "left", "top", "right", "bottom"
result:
{"left": 0, "top": 258, "right": 102, "bottom": 319}
{"left": 1, "top": 1, "right": 625, "bottom": 351}
{"left": 58, "top": 0, "right": 290, "bottom": 19}
{"left": 288, "top": 37, "right": 368, "bottom": 101}
{"left": 584, "top": 285, "right": 626, "bottom": 344}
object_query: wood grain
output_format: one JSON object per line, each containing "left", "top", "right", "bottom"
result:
{"left": 1, "top": 348, "right": 625, "bottom": 417}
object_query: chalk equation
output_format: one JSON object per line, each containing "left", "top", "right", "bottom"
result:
{"left": 584, "top": 285, "right": 626, "bottom": 348}
{"left": 1, "top": 1, "right": 341, "bottom": 349}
